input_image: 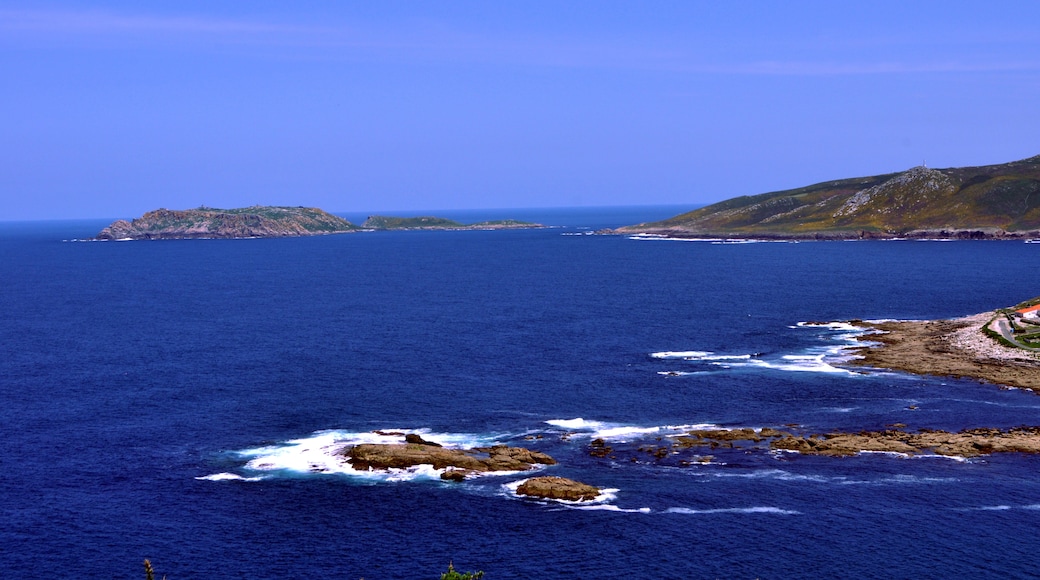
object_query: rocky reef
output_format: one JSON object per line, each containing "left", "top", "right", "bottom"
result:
{"left": 96, "top": 206, "right": 357, "bottom": 240}
{"left": 341, "top": 434, "right": 556, "bottom": 481}
{"left": 604, "top": 426, "right": 1040, "bottom": 461}
{"left": 515, "top": 476, "right": 601, "bottom": 501}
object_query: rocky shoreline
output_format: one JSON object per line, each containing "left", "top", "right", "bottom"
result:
{"left": 587, "top": 425, "right": 1040, "bottom": 461}
{"left": 615, "top": 228, "right": 1038, "bottom": 241}
{"left": 693, "top": 426, "right": 1040, "bottom": 458}
{"left": 843, "top": 311, "right": 1040, "bottom": 391}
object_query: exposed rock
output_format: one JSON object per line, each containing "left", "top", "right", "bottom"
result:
{"left": 588, "top": 438, "right": 613, "bottom": 458}
{"left": 622, "top": 424, "right": 1040, "bottom": 460}
{"left": 404, "top": 433, "right": 442, "bottom": 447}
{"left": 770, "top": 427, "right": 1040, "bottom": 458}
{"left": 845, "top": 312, "right": 1040, "bottom": 391}
{"left": 342, "top": 441, "right": 555, "bottom": 480}
{"left": 440, "top": 469, "right": 470, "bottom": 482}
{"left": 515, "top": 476, "right": 601, "bottom": 501}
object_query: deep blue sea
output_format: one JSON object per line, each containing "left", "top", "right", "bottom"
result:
{"left": 4, "top": 206, "right": 1040, "bottom": 579}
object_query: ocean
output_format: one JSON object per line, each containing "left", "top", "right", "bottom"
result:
{"left": 3, "top": 206, "right": 1040, "bottom": 579}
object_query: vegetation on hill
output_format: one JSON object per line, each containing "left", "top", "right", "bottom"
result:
{"left": 97, "top": 206, "right": 358, "bottom": 240}
{"left": 618, "top": 155, "right": 1040, "bottom": 239}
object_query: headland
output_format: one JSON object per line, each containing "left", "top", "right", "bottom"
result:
{"left": 843, "top": 300, "right": 1040, "bottom": 392}
{"left": 616, "top": 154, "right": 1040, "bottom": 240}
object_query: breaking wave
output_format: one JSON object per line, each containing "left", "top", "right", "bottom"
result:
{"left": 544, "top": 418, "right": 718, "bottom": 441}
{"left": 199, "top": 428, "right": 511, "bottom": 483}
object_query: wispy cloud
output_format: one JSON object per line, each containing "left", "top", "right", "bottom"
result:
{"left": 2, "top": 8, "right": 1037, "bottom": 76}
{"left": 0, "top": 9, "right": 297, "bottom": 35}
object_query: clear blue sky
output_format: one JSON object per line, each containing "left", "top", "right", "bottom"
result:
{"left": 3, "top": 1, "right": 1039, "bottom": 220}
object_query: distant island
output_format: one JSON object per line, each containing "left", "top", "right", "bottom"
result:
{"left": 96, "top": 206, "right": 358, "bottom": 240}
{"left": 361, "top": 215, "right": 543, "bottom": 231}
{"left": 617, "top": 154, "right": 1040, "bottom": 239}
{"left": 96, "top": 207, "right": 542, "bottom": 240}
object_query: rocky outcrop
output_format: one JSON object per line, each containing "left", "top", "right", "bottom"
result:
{"left": 590, "top": 425, "right": 1040, "bottom": 462}
{"left": 341, "top": 435, "right": 556, "bottom": 481}
{"left": 96, "top": 206, "right": 357, "bottom": 240}
{"left": 770, "top": 427, "right": 1040, "bottom": 458}
{"left": 515, "top": 476, "right": 601, "bottom": 501}
{"left": 844, "top": 312, "right": 1040, "bottom": 392}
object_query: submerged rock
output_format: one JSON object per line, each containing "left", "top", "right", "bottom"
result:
{"left": 516, "top": 476, "right": 601, "bottom": 501}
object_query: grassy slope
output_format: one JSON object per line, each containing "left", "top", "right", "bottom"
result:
{"left": 622, "top": 155, "right": 1040, "bottom": 236}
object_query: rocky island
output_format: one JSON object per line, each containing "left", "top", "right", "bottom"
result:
{"left": 339, "top": 433, "right": 602, "bottom": 500}
{"left": 96, "top": 206, "right": 358, "bottom": 240}
{"left": 361, "top": 215, "right": 543, "bottom": 231}
{"left": 95, "top": 207, "right": 545, "bottom": 240}
{"left": 617, "top": 154, "right": 1040, "bottom": 240}
{"left": 340, "top": 433, "right": 557, "bottom": 482}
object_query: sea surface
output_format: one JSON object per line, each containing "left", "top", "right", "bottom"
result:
{"left": 3, "top": 206, "right": 1040, "bottom": 579}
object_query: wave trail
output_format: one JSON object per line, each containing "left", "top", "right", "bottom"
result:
{"left": 666, "top": 506, "right": 799, "bottom": 515}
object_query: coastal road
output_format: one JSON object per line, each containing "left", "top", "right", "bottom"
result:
{"left": 990, "top": 317, "right": 1040, "bottom": 352}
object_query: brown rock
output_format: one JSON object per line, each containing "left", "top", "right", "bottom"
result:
{"left": 404, "top": 433, "right": 442, "bottom": 447}
{"left": 768, "top": 426, "right": 1040, "bottom": 458}
{"left": 342, "top": 441, "right": 554, "bottom": 475}
{"left": 516, "top": 476, "right": 601, "bottom": 502}
{"left": 440, "top": 469, "right": 470, "bottom": 482}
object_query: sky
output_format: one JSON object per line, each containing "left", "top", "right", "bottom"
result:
{"left": 2, "top": 1, "right": 1039, "bottom": 220}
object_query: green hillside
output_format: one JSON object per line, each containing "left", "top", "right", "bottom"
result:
{"left": 619, "top": 155, "right": 1040, "bottom": 239}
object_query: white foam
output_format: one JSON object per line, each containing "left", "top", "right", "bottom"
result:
{"left": 718, "top": 353, "right": 858, "bottom": 375}
{"left": 666, "top": 506, "right": 799, "bottom": 515}
{"left": 545, "top": 419, "right": 719, "bottom": 441}
{"left": 545, "top": 418, "right": 606, "bottom": 430}
{"left": 797, "top": 321, "right": 864, "bottom": 331}
{"left": 570, "top": 504, "right": 653, "bottom": 513}
{"left": 651, "top": 350, "right": 752, "bottom": 361}
{"left": 195, "top": 472, "right": 264, "bottom": 482}
{"left": 228, "top": 428, "right": 509, "bottom": 483}
{"left": 656, "top": 371, "right": 703, "bottom": 377}
{"left": 627, "top": 235, "right": 715, "bottom": 242}
{"left": 707, "top": 469, "right": 830, "bottom": 483}
{"left": 651, "top": 350, "right": 712, "bottom": 359}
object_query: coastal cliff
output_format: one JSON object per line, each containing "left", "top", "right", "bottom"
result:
{"left": 96, "top": 206, "right": 358, "bottom": 240}
{"left": 618, "top": 154, "right": 1040, "bottom": 239}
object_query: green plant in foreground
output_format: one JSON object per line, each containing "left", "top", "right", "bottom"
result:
{"left": 441, "top": 561, "right": 485, "bottom": 580}
{"left": 143, "top": 559, "right": 166, "bottom": 580}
